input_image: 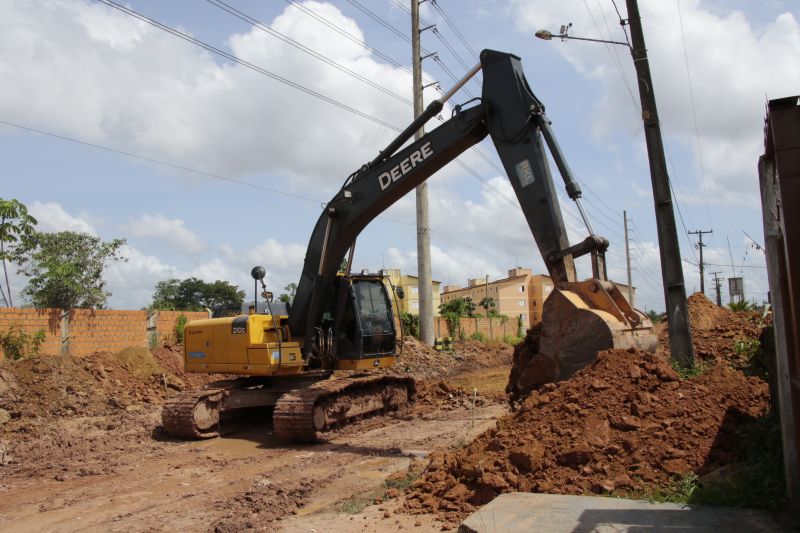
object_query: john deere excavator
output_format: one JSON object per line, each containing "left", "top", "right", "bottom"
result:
{"left": 161, "top": 50, "right": 656, "bottom": 443}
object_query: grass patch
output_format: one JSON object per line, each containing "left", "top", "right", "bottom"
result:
{"left": 689, "top": 413, "right": 786, "bottom": 511}
{"left": 620, "top": 414, "right": 785, "bottom": 512}
{"left": 617, "top": 474, "right": 699, "bottom": 504}
{"left": 334, "top": 469, "right": 422, "bottom": 514}
{"left": 670, "top": 357, "right": 712, "bottom": 380}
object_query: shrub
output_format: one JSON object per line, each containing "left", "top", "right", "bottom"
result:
{"left": 469, "top": 331, "right": 487, "bottom": 342}
{"left": 0, "top": 324, "right": 46, "bottom": 360}
{"left": 399, "top": 312, "right": 419, "bottom": 338}
{"left": 501, "top": 334, "right": 524, "bottom": 346}
{"left": 175, "top": 314, "right": 188, "bottom": 344}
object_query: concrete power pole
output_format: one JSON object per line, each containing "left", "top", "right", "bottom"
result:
{"left": 411, "top": 0, "right": 434, "bottom": 345}
{"left": 689, "top": 229, "right": 713, "bottom": 294}
{"left": 710, "top": 271, "right": 723, "bottom": 306}
{"left": 626, "top": 0, "right": 694, "bottom": 368}
{"left": 623, "top": 210, "right": 633, "bottom": 306}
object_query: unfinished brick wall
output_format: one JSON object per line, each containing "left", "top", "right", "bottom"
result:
{"left": 0, "top": 308, "right": 207, "bottom": 359}
{"left": 432, "top": 316, "right": 521, "bottom": 340}
{"left": 155, "top": 310, "right": 208, "bottom": 345}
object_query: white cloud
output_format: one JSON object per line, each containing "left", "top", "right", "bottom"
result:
{"left": 0, "top": 0, "right": 470, "bottom": 194}
{"left": 28, "top": 201, "right": 97, "bottom": 234}
{"left": 510, "top": 0, "right": 800, "bottom": 204}
{"left": 124, "top": 214, "right": 206, "bottom": 254}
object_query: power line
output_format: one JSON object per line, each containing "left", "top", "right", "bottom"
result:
{"left": 96, "top": 0, "right": 402, "bottom": 132}
{"left": 609, "top": 0, "right": 632, "bottom": 46}
{"left": 205, "top": 0, "right": 411, "bottom": 105}
{"left": 97, "top": 0, "right": 515, "bottom": 216}
{"left": 281, "top": 0, "right": 436, "bottom": 88}
{"left": 582, "top": 0, "right": 639, "bottom": 114}
{"left": 675, "top": 0, "right": 712, "bottom": 227}
{"left": 430, "top": 0, "right": 479, "bottom": 59}
{"left": 0, "top": 118, "right": 495, "bottom": 256}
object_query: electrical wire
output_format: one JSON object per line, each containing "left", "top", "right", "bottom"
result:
{"left": 97, "top": 0, "right": 515, "bottom": 217}
{"left": 430, "top": 0, "right": 479, "bottom": 59}
{"left": 675, "top": 0, "right": 713, "bottom": 227}
{"left": 282, "top": 0, "right": 437, "bottom": 88}
{"left": 96, "top": 0, "right": 403, "bottom": 132}
{"left": 582, "top": 0, "right": 639, "bottom": 114}
{"left": 204, "top": 0, "right": 411, "bottom": 105}
{"left": 0, "top": 118, "right": 495, "bottom": 257}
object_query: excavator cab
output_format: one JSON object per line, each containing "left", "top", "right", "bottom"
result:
{"left": 333, "top": 274, "right": 398, "bottom": 370}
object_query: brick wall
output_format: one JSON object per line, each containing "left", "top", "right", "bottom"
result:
{"left": 432, "top": 316, "right": 522, "bottom": 341}
{"left": 0, "top": 308, "right": 208, "bottom": 359}
{"left": 154, "top": 310, "right": 208, "bottom": 345}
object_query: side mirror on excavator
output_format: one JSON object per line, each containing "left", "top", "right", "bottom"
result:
{"left": 395, "top": 287, "right": 405, "bottom": 300}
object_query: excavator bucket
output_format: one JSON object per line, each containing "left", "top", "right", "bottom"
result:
{"left": 507, "top": 279, "right": 657, "bottom": 405}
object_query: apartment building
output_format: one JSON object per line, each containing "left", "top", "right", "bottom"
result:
{"left": 385, "top": 269, "right": 442, "bottom": 316}
{"left": 441, "top": 267, "right": 636, "bottom": 329}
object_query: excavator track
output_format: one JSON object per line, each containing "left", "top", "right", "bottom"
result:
{"left": 273, "top": 375, "right": 416, "bottom": 443}
{"left": 161, "top": 380, "right": 245, "bottom": 439}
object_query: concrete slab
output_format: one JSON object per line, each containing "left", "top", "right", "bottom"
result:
{"left": 459, "top": 493, "right": 785, "bottom": 533}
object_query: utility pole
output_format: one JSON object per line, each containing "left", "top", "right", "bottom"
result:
{"left": 710, "top": 271, "right": 723, "bottom": 306}
{"left": 411, "top": 0, "right": 434, "bottom": 346}
{"left": 689, "top": 229, "right": 713, "bottom": 294}
{"left": 623, "top": 210, "right": 633, "bottom": 306}
{"left": 626, "top": 0, "right": 694, "bottom": 367}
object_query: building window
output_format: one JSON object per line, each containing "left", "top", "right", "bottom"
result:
{"left": 519, "top": 313, "right": 527, "bottom": 321}
{"left": 518, "top": 299, "right": 525, "bottom": 307}
{"left": 411, "top": 301, "right": 419, "bottom": 311}
{"left": 411, "top": 286, "right": 419, "bottom": 295}
{"left": 519, "top": 285, "right": 525, "bottom": 293}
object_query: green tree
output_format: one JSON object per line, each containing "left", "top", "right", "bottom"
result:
{"left": 479, "top": 296, "right": 497, "bottom": 316}
{"left": 646, "top": 310, "right": 667, "bottom": 324}
{"left": 439, "top": 296, "right": 476, "bottom": 317}
{"left": 439, "top": 297, "right": 476, "bottom": 340}
{"left": 0, "top": 198, "right": 37, "bottom": 307}
{"left": 151, "top": 277, "right": 245, "bottom": 311}
{"left": 15, "top": 231, "right": 126, "bottom": 309}
{"left": 278, "top": 282, "right": 298, "bottom": 304}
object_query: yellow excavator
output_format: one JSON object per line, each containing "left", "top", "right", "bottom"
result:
{"left": 161, "top": 50, "right": 656, "bottom": 443}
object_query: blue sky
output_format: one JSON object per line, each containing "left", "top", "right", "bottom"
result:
{"left": 1, "top": 0, "right": 798, "bottom": 311}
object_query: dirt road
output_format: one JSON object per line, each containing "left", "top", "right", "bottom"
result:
{"left": 0, "top": 371, "right": 508, "bottom": 532}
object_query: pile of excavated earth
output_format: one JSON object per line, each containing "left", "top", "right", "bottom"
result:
{"left": 403, "top": 293, "right": 772, "bottom": 529}
{"left": 0, "top": 346, "right": 223, "bottom": 482}
{"left": 0, "top": 336, "right": 511, "bottom": 486}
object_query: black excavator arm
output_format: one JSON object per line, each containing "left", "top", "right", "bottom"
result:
{"left": 287, "top": 50, "right": 608, "bottom": 364}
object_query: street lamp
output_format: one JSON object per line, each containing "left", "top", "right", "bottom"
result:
{"left": 534, "top": 1, "right": 695, "bottom": 368}
{"left": 535, "top": 24, "right": 629, "bottom": 48}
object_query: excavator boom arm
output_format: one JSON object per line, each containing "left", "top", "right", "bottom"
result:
{"left": 289, "top": 50, "right": 607, "bottom": 359}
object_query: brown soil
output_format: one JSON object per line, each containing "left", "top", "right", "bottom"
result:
{"left": 0, "top": 337, "right": 514, "bottom": 532}
{"left": 403, "top": 348, "right": 770, "bottom": 529}
{"left": 393, "top": 337, "right": 513, "bottom": 380}
{"left": 659, "top": 293, "right": 768, "bottom": 368}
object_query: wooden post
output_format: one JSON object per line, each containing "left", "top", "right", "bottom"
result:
{"left": 760, "top": 155, "right": 800, "bottom": 520}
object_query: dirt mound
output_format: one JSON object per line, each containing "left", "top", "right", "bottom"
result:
{"left": 414, "top": 381, "right": 496, "bottom": 412}
{"left": 0, "top": 349, "right": 183, "bottom": 482}
{"left": 660, "top": 293, "right": 767, "bottom": 367}
{"left": 403, "top": 348, "right": 770, "bottom": 528}
{"left": 393, "top": 337, "right": 513, "bottom": 380}
{"left": 0, "top": 351, "right": 168, "bottom": 422}
{"left": 505, "top": 324, "right": 542, "bottom": 405}
{"left": 152, "top": 344, "right": 226, "bottom": 388}
{"left": 507, "top": 293, "right": 769, "bottom": 405}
